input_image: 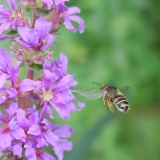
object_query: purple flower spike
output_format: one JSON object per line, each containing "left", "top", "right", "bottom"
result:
{"left": 0, "top": 0, "right": 85, "bottom": 159}
{"left": 16, "top": 17, "right": 54, "bottom": 51}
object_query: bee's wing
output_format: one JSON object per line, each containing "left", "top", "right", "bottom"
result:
{"left": 71, "top": 88, "right": 102, "bottom": 100}
{"left": 119, "top": 86, "right": 130, "bottom": 94}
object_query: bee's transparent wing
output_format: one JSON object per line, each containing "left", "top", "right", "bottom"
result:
{"left": 71, "top": 88, "right": 102, "bottom": 100}
{"left": 118, "top": 86, "right": 131, "bottom": 99}
{"left": 119, "top": 86, "right": 130, "bottom": 94}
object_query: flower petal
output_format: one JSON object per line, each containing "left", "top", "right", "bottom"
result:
{"left": 11, "top": 127, "right": 26, "bottom": 142}
{"left": 25, "top": 147, "right": 36, "bottom": 160}
{"left": 40, "top": 34, "right": 54, "bottom": 50}
{"left": 54, "top": 140, "right": 72, "bottom": 160}
{"left": 68, "top": 15, "right": 84, "bottom": 33}
{"left": 13, "top": 141, "right": 23, "bottom": 157}
{"left": 39, "top": 152, "right": 56, "bottom": 160}
{"left": 35, "top": 135, "right": 48, "bottom": 148}
{"left": 0, "top": 21, "right": 11, "bottom": 34}
{"left": 16, "top": 108, "right": 30, "bottom": 130}
{"left": 66, "top": 7, "right": 80, "bottom": 15}
{"left": 53, "top": 75, "right": 73, "bottom": 91}
{"left": 64, "top": 18, "right": 77, "bottom": 33}
{"left": 0, "top": 74, "right": 7, "bottom": 87}
{"left": 54, "top": 0, "right": 69, "bottom": 5}
{"left": 0, "top": 132, "right": 12, "bottom": 148}
{"left": 52, "top": 125, "right": 73, "bottom": 138}
{"left": 16, "top": 27, "right": 31, "bottom": 43}
{"left": 34, "top": 17, "right": 52, "bottom": 41}
{"left": 7, "top": 0, "right": 16, "bottom": 10}
{"left": 18, "top": 79, "right": 37, "bottom": 91}
{"left": 6, "top": 102, "right": 18, "bottom": 120}
{"left": 27, "top": 124, "right": 41, "bottom": 136}
{"left": 42, "top": 131, "right": 58, "bottom": 146}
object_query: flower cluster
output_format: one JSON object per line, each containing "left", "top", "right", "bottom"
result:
{"left": 0, "top": 0, "right": 84, "bottom": 159}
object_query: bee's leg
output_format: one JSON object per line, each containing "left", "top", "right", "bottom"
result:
{"left": 102, "top": 96, "right": 108, "bottom": 110}
{"left": 102, "top": 96, "right": 114, "bottom": 112}
{"left": 103, "top": 99, "right": 109, "bottom": 110}
{"left": 107, "top": 98, "right": 114, "bottom": 112}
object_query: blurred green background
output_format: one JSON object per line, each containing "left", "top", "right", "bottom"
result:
{"left": 1, "top": 0, "right": 160, "bottom": 160}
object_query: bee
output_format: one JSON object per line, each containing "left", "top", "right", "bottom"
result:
{"left": 72, "top": 80, "right": 130, "bottom": 113}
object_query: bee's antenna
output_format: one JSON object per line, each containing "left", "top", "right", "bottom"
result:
{"left": 107, "top": 79, "right": 113, "bottom": 84}
{"left": 92, "top": 82, "right": 102, "bottom": 86}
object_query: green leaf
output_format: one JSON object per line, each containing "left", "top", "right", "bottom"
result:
{"left": 35, "top": 7, "right": 51, "bottom": 15}
{"left": 29, "top": 64, "right": 43, "bottom": 72}
{"left": 4, "top": 30, "right": 18, "bottom": 35}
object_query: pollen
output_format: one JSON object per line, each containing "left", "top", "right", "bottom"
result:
{"left": 24, "top": 144, "right": 28, "bottom": 148}
{"left": 55, "top": 107, "right": 60, "bottom": 111}
{"left": 42, "top": 88, "right": 53, "bottom": 102}
{"left": 2, "top": 96, "right": 6, "bottom": 100}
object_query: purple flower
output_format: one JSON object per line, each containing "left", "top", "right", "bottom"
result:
{"left": 0, "top": 48, "right": 21, "bottom": 86}
{"left": 56, "top": 4, "right": 84, "bottom": 33}
{"left": 43, "top": 53, "right": 69, "bottom": 78}
{"left": 19, "top": 73, "right": 79, "bottom": 120}
{"left": 18, "top": 53, "right": 84, "bottom": 120}
{"left": 16, "top": 108, "right": 58, "bottom": 148}
{"left": 16, "top": 17, "right": 54, "bottom": 51}
{"left": 51, "top": 124, "right": 73, "bottom": 160}
{"left": 0, "top": 0, "right": 28, "bottom": 34}
{"left": 42, "top": 0, "right": 69, "bottom": 10}
{"left": 0, "top": 87, "right": 18, "bottom": 104}
{"left": 25, "top": 147, "right": 57, "bottom": 160}
{"left": 12, "top": 107, "right": 73, "bottom": 159}
{"left": 25, "top": 73, "right": 83, "bottom": 120}
{"left": 63, "top": 7, "right": 84, "bottom": 33}
{"left": 0, "top": 102, "right": 26, "bottom": 148}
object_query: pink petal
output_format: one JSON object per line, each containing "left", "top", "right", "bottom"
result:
{"left": 0, "top": 132, "right": 12, "bottom": 148}
{"left": 7, "top": 0, "right": 16, "bottom": 10}
{"left": 0, "top": 21, "right": 11, "bottom": 34}
{"left": 12, "top": 127, "right": 26, "bottom": 142}
{"left": 52, "top": 125, "right": 73, "bottom": 138}
{"left": 0, "top": 74, "right": 6, "bottom": 87}
{"left": 27, "top": 124, "right": 41, "bottom": 136}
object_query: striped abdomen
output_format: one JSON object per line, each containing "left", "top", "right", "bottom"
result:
{"left": 113, "top": 95, "right": 129, "bottom": 112}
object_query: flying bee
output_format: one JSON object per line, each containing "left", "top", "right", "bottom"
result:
{"left": 72, "top": 80, "right": 130, "bottom": 113}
